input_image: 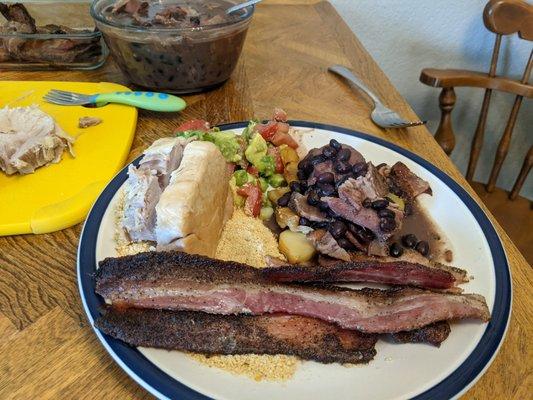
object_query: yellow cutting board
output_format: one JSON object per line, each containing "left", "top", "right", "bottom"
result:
{"left": 0, "top": 81, "right": 137, "bottom": 236}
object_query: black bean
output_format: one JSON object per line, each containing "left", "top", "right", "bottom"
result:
{"left": 329, "top": 221, "right": 347, "bottom": 239}
{"left": 298, "top": 159, "right": 309, "bottom": 171}
{"left": 307, "top": 190, "right": 321, "bottom": 206}
{"left": 312, "top": 221, "right": 329, "bottom": 229}
{"left": 389, "top": 242, "right": 404, "bottom": 257}
{"left": 277, "top": 192, "right": 291, "bottom": 207}
{"left": 415, "top": 241, "right": 430, "bottom": 256}
{"left": 362, "top": 198, "right": 372, "bottom": 208}
{"left": 404, "top": 202, "right": 413, "bottom": 216}
{"left": 289, "top": 181, "right": 302, "bottom": 193}
{"left": 352, "top": 162, "right": 368, "bottom": 177}
{"left": 336, "top": 148, "right": 351, "bottom": 162}
{"left": 334, "top": 161, "right": 351, "bottom": 174}
{"left": 401, "top": 234, "right": 418, "bottom": 248}
{"left": 298, "top": 180, "right": 308, "bottom": 192}
{"left": 316, "top": 172, "right": 335, "bottom": 184}
{"left": 329, "top": 139, "right": 341, "bottom": 151}
{"left": 326, "top": 208, "right": 337, "bottom": 218}
{"left": 318, "top": 201, "right": 330, "bottom": 212}
{"left": 371, "top": 199, "right": 389, "bottom": 210}
{"left": 297, "top": 170, "right": 307, "bottom": 180}
{"left": 299, "top": 217, "right": 310, "bottom": 226}
{"left": 356, "top": 228, "right": 375, "bottom": 243}
{"left": 322, "top": 146, "right": 337, "bottom": 158}
{"left": 379, "top": 217, "right": 396, "bottom": 232}
{"left": 378, "top": 208, "right": 395, "bottom": 219}
{"left": 337, "top": 237, "right": 355, "bottom": 250}
{"left": 310, "top": 155, "right": 327, "bottom": 166}
{"left": 317, "top": 182, "right": 336, "bottom": 197}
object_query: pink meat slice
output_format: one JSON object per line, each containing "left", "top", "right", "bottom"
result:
{"left": 95, "top": 251, "right": 490, "bottom": 334}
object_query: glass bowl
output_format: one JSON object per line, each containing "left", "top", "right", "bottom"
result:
{"left": 91, "top": 0, "right": 254, "bottom": 94}
{"left": 0, "top": 0, "right": 107, "bottom": 70}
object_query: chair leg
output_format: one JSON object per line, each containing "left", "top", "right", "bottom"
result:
{"left": 434, "top": 87, "right": 456, "bottom": 155}
{"left": 509, "top": 146, "right": 532, "bottom": 200}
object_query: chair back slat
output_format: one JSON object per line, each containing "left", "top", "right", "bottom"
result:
{"left": 466, "top": 34, "right": 503, "bottom": 180}
{"left": 486, "top": 50, "right": 533, "bottom": 192}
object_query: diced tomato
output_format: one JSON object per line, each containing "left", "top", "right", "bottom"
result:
{"left": 268, "top": 146, "right": 284, "bottom": 173}
{"left": 272, "top": 108, "right": 288, "bottom": 122}
{"left": 276, "top": 122, "right": 290, "bottom": 133}
{"left": 247, "top": 165, "right": 259, "bottom": 176}
{"left": 255, "top": 121, "right": 278, "bottom": 140}
{"left": 270, "top": 131, "right": 298, "bottom": 149}
{"left": 237, "top": 183, "right": 262, "bottom": 217}
{"left": 175, "top": 119, "right": 210, "bottom": 133}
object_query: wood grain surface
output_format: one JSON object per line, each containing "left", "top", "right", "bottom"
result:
{"left": 0, "top": 1, "right": 531, "bottom": 399}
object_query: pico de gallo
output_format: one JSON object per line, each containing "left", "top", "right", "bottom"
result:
{"left": 175, "top": 108, "right": 300, "bottom": 219}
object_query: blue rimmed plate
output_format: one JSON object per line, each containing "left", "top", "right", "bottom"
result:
{"left": 78, "top": 121, "right": 511, "bottom": 400}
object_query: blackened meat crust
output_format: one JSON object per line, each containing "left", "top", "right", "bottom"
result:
{"left": 95, "top": 307, "right": 378, "bottom": 364}
{"left": 391, "top": 321, "right": 451, "bottom": 347}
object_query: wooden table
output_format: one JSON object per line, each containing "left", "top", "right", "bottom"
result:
{"left": 0, "top": 1, "right": 530, "bottom": 398}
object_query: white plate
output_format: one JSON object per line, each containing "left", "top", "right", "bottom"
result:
{"left": 78, "top": 121, "right": 511, "bottom": 400}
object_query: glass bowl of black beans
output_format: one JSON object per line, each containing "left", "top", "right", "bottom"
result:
{"left": 91, "top": 0, "right": 254, "bottom": 93}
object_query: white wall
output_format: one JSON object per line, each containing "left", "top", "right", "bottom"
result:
{"left": 331, "top": 0, "right": 532, "bottom": 199}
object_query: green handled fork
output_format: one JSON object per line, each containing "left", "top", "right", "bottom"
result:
{"left": 44, "top": 89, "right": 187, "bottom": 112}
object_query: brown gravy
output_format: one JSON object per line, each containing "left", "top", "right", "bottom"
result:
{"left": 393, "top": 200, "right": 452, "bottom": 263}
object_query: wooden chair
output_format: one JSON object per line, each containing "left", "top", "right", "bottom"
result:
{"left": 419, "top": 0, "right": 532, "bottom": 264}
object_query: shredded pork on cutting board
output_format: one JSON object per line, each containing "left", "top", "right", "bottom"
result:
{"left": 0, "top": 105, "right": 74, "bottom": 175}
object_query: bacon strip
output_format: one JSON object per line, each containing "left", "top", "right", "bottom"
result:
{"left": 261, "top": 258, "right": 464, "bottom": 291}
{"left": 95, "top": 307, "right": 378, "bottom": 364}
{"left": 95, "top": 251, "right": 490, "bottom": 334}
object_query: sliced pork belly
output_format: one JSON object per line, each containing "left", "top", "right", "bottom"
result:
{"left": 95, "top": 251, "right": 491, "bottom": 334}
{"left": 155, "top": 141, "right": 231, "bottom": 256}
{"left": 95, "top": 307, "right": 378, "bottom": 364}
{"left": 121, "top": 137, "right": 188, "bottom": 242}
{"left": 391, "top": 321, "right": 450, "bottom": 347}
{"left": 261, "top": 256, "right": 466, "bottom": 291}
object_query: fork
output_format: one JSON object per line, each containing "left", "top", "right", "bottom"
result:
{"left": 43, "top": 89, "right": 187, "bottom": 112}
{"left": 328, "top": 65, "right": 426, "bottom": 129}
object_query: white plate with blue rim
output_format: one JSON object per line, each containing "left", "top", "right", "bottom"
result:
{"left": 78, "top": 121, "right": 511, "bottom": 400}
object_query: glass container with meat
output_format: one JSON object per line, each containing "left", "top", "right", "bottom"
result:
{"left": 91, "top": 0, "right": 254, "bottom": 93}
{"left": 0, "top": 1, "right": 108, "bottom": 70}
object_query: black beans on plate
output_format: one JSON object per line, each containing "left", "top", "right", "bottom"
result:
{"left": 329, "top": 220, "right": 347, "bottom": 239}
{"left": 389, "top": 242, "right": 404, "bottom": 257}
{"left": 299, "top": 216, "right": 310, "bottom": 226}
{"left": 334, "top": 161, "right": 351, "bottom": 174}
{"left": 352, "top": 162, "right": 368, "bottom": 177}
{"left": 415, "top": 240, "right": 430, "bottom": 256}
{"left": 277, "top": 192, "right": 292, "bottom": 207}
{"left": 307, "top": 190, "right": 321, "bottom": 206}
{"left": 290, "top": 181, "right": 303, "bottom": 193}
{"left": 371, "top": 199, "right": 389, "bottom": 210}
{"left": 379, "top": 217, "right": 396, "bottom": 232}
{"left": 401, "top": 234, "right": 417, "bottom": 248}
{"left": 329, "top": 139, "right": 342, "bottom": 151}
{"left": 377, "top": 208, "right": 395, "bottom": 219}
{"left": 336, "top": 148, "right": 351, "bottom": 162}
{"left": 316, "top": 172, "right": 335, "bottom": 184}
{"left": 317, "top": 182, "right": 336, "bottom": 197}
{"left": 322, "top": 145, "right": 337, "bottom": 158}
